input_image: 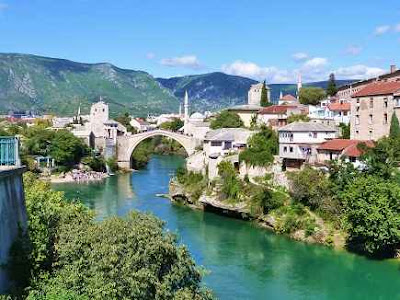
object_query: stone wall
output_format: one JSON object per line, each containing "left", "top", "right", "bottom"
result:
{"left": 0, "top": 167, "right": 27, "bottom": 293}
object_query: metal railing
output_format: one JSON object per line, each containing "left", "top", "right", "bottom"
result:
{"left": 0, "top": 136, "right": 20, "bottom": 167}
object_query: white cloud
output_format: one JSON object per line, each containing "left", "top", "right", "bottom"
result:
{"left": 345, "top": 45, "right": 362, "bottom": 56}
{"left": 221, "top": 60, "right": 292, "bottom": 83}
{"left": 160, "top": 55, "right": 202, "bottom": 69}
{"left": 374, "top": 25, "right": 391, "bottom": 35}
{"left": 146, "top": 52, "right": 155, "bottom": 60}
{"left": 292, "top": 52, "right": 309, "bottom": 62}
{"left": 334, "top": 65, "right": 386, "bottom": 80}
{"left": 302, "top": 57, "right": 328, "bottom": 69}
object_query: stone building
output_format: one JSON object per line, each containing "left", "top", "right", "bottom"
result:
{"left": 248, "top": 83, "right": 271, "bottom": 106}
{"left": 350, "top": 81, "right": 400, "bottom": 140}
{"left": 337, "top": 64, "right": 400, "bottom": 101}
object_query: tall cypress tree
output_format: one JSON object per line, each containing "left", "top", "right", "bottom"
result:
{"left": 260, "top": 81, "right": 270, "bottom": 107}
{"left": 390, "top": 113, "right": 400, "bottom": 139}
{"left": 327, "top": 73, "right": 337, "bottom": 97}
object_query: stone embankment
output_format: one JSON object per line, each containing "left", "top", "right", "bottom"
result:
{"left": 47, "top": 170, "right": 109, "bottom": 183}
{"left": 169, "top": 180, "right": 345, "bottom": 249}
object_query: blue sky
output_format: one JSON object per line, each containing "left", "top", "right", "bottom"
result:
{"left": 0, "top": 0, "right": 399, "bottom": 83}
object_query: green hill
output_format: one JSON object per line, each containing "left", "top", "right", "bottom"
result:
{"left": 0, "top": 53, "right": 178, "bottom": 116}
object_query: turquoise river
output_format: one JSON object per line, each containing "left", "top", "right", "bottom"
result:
{"left": 53, "top": 155, "right": 400, "bottom": 300}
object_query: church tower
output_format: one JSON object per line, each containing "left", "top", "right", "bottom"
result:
{"left": 184, "top": 90, "right": 190, "bottom": 135}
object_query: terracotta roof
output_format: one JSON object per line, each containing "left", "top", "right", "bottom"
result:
{"left": 317, "top": 139, "right": 374, "bottom": 157}
{"left": 258, "top": 105, "right": 298, "bottom": 115}
{"left": 281, "top": 94, "right": 298, "bottom": 102}
{"left": 352, "top": 81, "right": 400, "bottom": 97}
{"left": 327, "top": 102, "right": 351, "bottom": 112}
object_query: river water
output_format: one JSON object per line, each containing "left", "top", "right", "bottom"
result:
{"left": 53, "top": 155, "right": 400, "bottom": 300}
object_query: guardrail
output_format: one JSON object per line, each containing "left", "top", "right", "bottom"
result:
{"left": 0, "top": 136, "right": 20, "bottom": 167}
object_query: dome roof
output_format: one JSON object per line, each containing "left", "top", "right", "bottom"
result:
{"left": 189, "top": 112, "right": 205, "bottom": 120}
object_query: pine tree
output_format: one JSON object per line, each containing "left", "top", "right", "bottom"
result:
{"left": 390, "top": 113, "right": 400, "bottom": 139}
{"left": 260, "top": 81, "right": 270, "bottom": 107}
{"left": 326, "top": 73, "right": 337, "bottom": 97}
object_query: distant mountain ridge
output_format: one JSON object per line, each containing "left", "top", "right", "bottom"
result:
{"left": 0, "top": 53, "right": 356, "bottom": 116}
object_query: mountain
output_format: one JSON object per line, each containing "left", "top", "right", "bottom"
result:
{"left": 156, "top": 72, "right": 258, "bottom": 111}
{"left": 0, "top": 53, "right": 356, "bottom": 116}
{"left": 157, "top": 73, "right": 356, "bottom": 110}
{"left": 0, "top": 53, "right": 178, "bottom": 116}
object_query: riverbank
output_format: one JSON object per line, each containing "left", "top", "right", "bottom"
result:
{"left": 169, "top": 179, "right": 346, "bottom": 249}
{"left": 45, "top": 170, "right": 109, "bottom": 183}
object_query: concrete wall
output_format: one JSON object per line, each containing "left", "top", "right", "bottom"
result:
{"left": 0, "top": 167, "right": 27, "bottom": 293}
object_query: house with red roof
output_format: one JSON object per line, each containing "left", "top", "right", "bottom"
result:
{"left": 278, "top": 93, "right": 298, "bottom": 105}
{"left": 258, "top": 104, "right": 308, "bottom": 129}
{"left": 317, "top": 139, "right": 374, "bottom": 167}
{"left": 351, "top": 81, "right": 400, "bottom": 140}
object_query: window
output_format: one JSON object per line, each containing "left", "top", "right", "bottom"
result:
{"left": 369, "top": 98, "right": 374, "bottom": 109}
{"left": 356, "top": 98, "right": 360, "bottom": 104}
{"left": 356, "top": 106, "right": 360, "bottom": 112}
{"left": 355, "top": 115, "right": 360, "bottom": 125}
{"left": 355, "top": 130, "right": 359, "bottom": 135}
{"left": 369, "top": 114, "right": 373, "bottom": 124}
{"left": 289, "top": 147, "right": 294, "bottom": 153}
{"left": 384, "top": 113, "right": 388, "bottom": 124}
{"left": 313, "top": 132, "right": 317, "bottom": 138}
{"left": 283, "top": 146, "right": 288, "bottom": 153}
{"left": 211, "top": 141, "right": 222, "bottom": 147}
{"left": 384, "top": 98, "right": 388, "bottom": 108}
{"left": 369, "top": 130, "right": 373, "bottom": 138}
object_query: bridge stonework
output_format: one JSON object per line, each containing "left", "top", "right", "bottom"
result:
{"left": 116, "top": 130, "right": 198, "bottom": 169}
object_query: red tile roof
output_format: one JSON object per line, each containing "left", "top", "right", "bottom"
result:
{"left": 281, "top": 94, "right": 298, "bottom": 102}
{"left": 327, "top": 102, "right": 351, "bottom": 112}
{"left": 318, "top": 139, "right": 374, "bottom": 157}
{"left": 352, "top": 81, "right": 400, "bottom": 97}
{"left": 258, "top": 105, "right": 298, "bottom": 115}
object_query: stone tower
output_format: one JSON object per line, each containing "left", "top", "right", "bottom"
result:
{"left": 90, "top": 100, "right": 109, "bottom": 137}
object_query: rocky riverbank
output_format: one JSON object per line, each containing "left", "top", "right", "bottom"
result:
{"left": 45, "top": 170, "right": 109, "bottom": 183}
{"left": 169, "top": 180, "right": 345, "bottom": 249}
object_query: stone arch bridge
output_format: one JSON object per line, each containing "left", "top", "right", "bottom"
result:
{"left": 116, "top": 130, "right": 198, "bottom": 168}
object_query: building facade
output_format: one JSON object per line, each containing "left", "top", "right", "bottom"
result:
{"left": 350, "top": 81, "right": 400, "bottom": 140}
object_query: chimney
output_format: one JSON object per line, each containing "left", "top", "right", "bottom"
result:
{"left": 390, "top": 64, "right": 397, "bottom": 73}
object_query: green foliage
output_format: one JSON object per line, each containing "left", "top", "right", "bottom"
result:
{"left": 115, "top": 112, "right": 137, "bottom": 134}
{"left": 105, "top": 156, "right": 119, "bottom": 172}
{"left": 389, "top": 113, "right": 400, "bottom": 139}
{"left": 10, "top": 173, "right": 212, "bottom": 299}
{"left": 326, "top": 73, "right": 337, "bottom": 96}
{"left": 250, "top": 185, "right": 285, "bottom": 216}
{"left": 49, "top": 130, "right": 88, "bottom": 168}
{"left": 287, "top": 114, "right": 310, "bottom": 124}
{"left": 341, "top": 175, "right": 400, "bottom": 257}
{"left": 361, "top": 137, "right": 400, "bottom": 179}
{"left": 217, "top": 161, "right": 241, "bottom": 201}
{"left": 260, "top": 81, "right": 271, "bottom": 107}
{"left": 160, "top": 118, "right": 184, "bottom": 132}
{"left": 299, "top": 87, "right": 326, "bottom": 105}
{"left": 338, "top": 123, "right": 350, "bottom": 139}
{"left": 210, "top": 111, "right": 243, "bottom": 129}
{"left": 176, "top": 167, "right": 208, "bottom": 202}
{"left": 239, "top": 125, "right": 278, "bottom": 167}
{"left": 287, "top": 167, "right": 339, "bottom": 216}
{"left": 131, "top": 139, "right": 154, "bottom": 169}
{"left": 81, "top": 155, "right": 105, "bottom": 172}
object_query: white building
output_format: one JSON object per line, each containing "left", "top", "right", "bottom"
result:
{"left": 203, "top": 128, "right": 252, "bottom": 158}
{"left": 130, "top": 118, "right": 150, "bottom": 132}
{"left": 278, "top": 122, "right": 338, "bottom": 168}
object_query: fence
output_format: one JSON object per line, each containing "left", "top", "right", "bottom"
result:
{"left": 0, "top": 137, "right": 20, "bottom": 166}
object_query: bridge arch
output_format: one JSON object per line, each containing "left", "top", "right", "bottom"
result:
{"left": 116, "top": 130, "right": 197, "bottom": 168}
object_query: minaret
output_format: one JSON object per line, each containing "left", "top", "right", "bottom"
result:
{"left": 279, "top": 91, "right": 283, "bottom": 100}
{"left": 184, "top": 90, "right": 189, "bottom": 135}
{"left": 179, "top": 102, "right": 182, "bottom": 116}
{"left": 297, "top": 73, "right": 302, "bottom": 99}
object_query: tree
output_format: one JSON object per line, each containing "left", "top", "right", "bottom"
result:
{"left": 160, "top": 118, "right": 184, "bottom": 131}
{"left": 339, "top": 123, "right": 350, "bottom": 139}
{"left": 260, "top": 81, "right": 271, "bottom": 107}
{"left": 210, "top": 111, "right": 243, "bottom": 129}
{"left": 239, "top": 125, "right": 278, "bottom": 166}
{"left": 299, "top": 87, "right": 326, "bottom": 105}
{"left": 389, "top": 113, "right": 400, "bottom": 139}
{"left": 342, "top": 175, "right": 400, "bottom": 257}
{"left": 115, "top": 112, "right": 137, "bottom": 134}
{"left": 49, "top": 130, "right": 87, "bottom": 168}
{"left": 11, "top": 174, "right": 213, "bottom": 299}
{"left": 287, "top": 114, "right": 310, "bottom": 124}
{"left": 326, "top": 73, "right": 337, "bottom": 97}
{"left": 217, "top": 161, "right": 241, "bottom": 201}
